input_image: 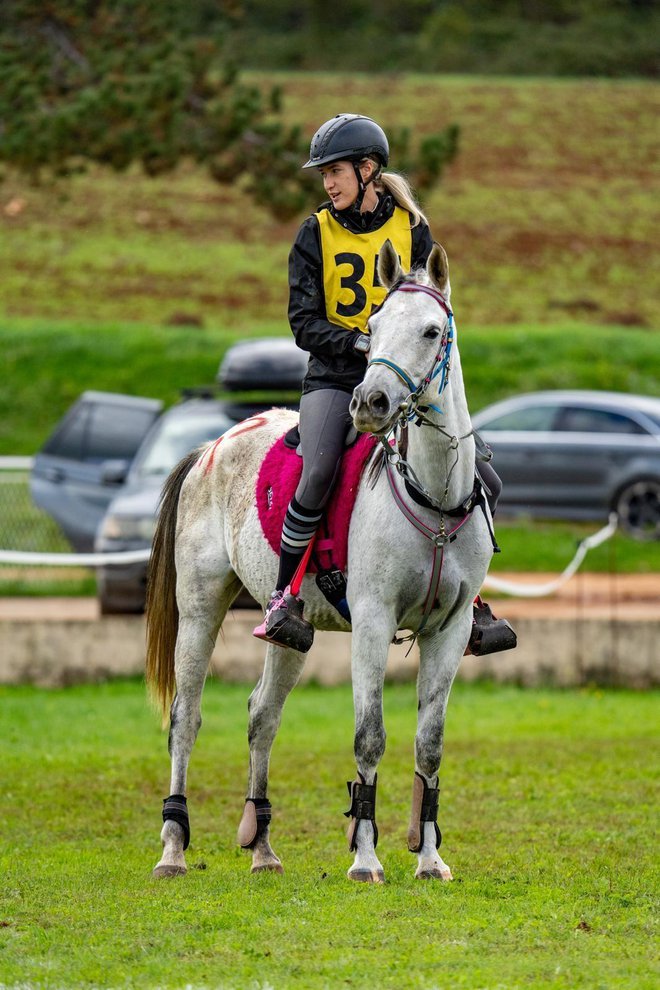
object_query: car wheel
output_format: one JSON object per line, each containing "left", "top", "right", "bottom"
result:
{"left": 99, "top": 594, "right": 145, "bottom": 615}
{"left": 614, "top": 479, "right": 660, "bottom": 541}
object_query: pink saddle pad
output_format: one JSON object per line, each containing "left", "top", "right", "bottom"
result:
{"left": 256, "top": 432, "right": 378, "bottom": 574}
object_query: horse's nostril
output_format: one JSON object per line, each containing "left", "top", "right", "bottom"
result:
{"left": 368, "top": 391, "right": 390, "bottom": 418}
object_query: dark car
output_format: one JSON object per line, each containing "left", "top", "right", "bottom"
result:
{"left": 472, "top": 390, "right": 660, "bottom": 540}
{"left": 30, "top": 391, "right": 163, "bottom": 551}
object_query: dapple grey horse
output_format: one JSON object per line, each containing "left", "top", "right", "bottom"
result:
{"left": 146, "top": 241, "right": 494, "bottom": 883}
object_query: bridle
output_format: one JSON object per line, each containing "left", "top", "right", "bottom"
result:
{"left": 364, "top": 280, "right": 490, "bottom": 645}
{"left": 368, "top": 282, "right": 456, "bottom": 431}
{"left": 367, "top": 281, "right": 474, "bottom": 512}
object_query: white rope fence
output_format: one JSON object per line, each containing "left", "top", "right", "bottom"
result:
{"left": 0, "top": 548, "right": 151, "bottom": 566}
{"left": 0, "top": 514, "right": 619, "bottom": 597}
{"left": 482, "top": 513, "right": 618, "bottom": 597}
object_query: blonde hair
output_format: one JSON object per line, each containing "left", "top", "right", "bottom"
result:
{"left": 365, "top": 158, "right": 427, "bottom": 228}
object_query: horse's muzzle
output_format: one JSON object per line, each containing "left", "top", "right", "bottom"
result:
{"left": 350, "top": 383, "right": 396, "bottom": 435}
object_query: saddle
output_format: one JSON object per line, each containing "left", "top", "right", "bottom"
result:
{"left": 255, "top": 428, "right": 378, "bottom": 618}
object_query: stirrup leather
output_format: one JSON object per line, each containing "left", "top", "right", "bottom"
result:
{"left": 344, "top": 772, "right": 378, "bottom": 851}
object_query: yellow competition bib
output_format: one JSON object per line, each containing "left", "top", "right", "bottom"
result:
{"left": 316, "top": 206, "right": 413, "bottom": 333}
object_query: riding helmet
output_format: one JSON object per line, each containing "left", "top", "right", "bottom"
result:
{"left": 302, "top": 114, "right": 389, "bottom": 169}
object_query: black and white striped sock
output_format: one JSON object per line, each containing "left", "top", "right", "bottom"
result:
{"left": 276, "top": 497, "right": 322, "bottom": 591}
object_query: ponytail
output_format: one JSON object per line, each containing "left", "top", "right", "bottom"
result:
{"left": 373, "top": 166, "right": 428, "bottom": 228}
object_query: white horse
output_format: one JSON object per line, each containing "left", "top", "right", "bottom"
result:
{"left": 146, "top": 241, "right": 495, "bottom": 883}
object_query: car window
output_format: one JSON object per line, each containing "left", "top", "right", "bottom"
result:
{"left": 45, "top": 404, "right": 90, "bottom": 459}
{"left": 86, "top": 404, "right": 160, "bottom": 461}
{"left": 43, "top": 399, "right": 158, "bottom": 463}
{"left": 555, "top": 407, "right": 648, "bottom": 435}
{"left": 478, "top": 405, "right": 557, "bottom": 431}
{"left": 133, "top": 412, "right": 233, "bottom": 477}
{"left": 646, "top": 412, "right": 660, "bottom": 430}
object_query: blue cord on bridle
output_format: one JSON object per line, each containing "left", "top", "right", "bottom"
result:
{"left": 367, "top": 282, "right": 455, "bottom": 424}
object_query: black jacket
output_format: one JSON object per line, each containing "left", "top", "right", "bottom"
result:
{"left": 288, "top": 193, "right": 434, "bottom": 394}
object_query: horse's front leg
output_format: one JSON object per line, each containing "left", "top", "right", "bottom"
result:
{"left": 408, "top": 618, "right": 470, "bottom": 880}
{"left": 345, "top": 604, "right": 395, "bottom": 883}
{"left": 237, "top": 642, "right": 306, "bottom": 874}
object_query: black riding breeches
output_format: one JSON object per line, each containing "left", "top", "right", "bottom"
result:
{"left": 295, "top": 388, "right": 354, "bottom": 511}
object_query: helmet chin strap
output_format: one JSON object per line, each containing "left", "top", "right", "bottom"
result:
{"left": 352, "top": 161, "right": 381, "bottom": 212}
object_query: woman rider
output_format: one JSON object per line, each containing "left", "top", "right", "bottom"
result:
{"left": 253, "top": 113, "right": 514, "bottom": 657}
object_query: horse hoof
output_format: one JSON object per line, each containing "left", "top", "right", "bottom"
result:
{"left": 347, "top": 868, "right": 385, "bottom": 884}
{"left": 152, "top": 864, "right": 187, "bottom": 878}
{"left": 251, "top": 862, "right": 284, "bottom": 875}
{"left": 415, "top": 866, "right": 452, "bottom": 881}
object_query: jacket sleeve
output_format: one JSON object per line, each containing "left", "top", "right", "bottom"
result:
{"left": 411, "top": 220, "right": 434, "bottom": 269}
{"left": 288, "top": 215, "right": 361, "bottom": 358}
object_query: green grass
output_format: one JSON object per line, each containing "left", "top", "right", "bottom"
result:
{"left": 0, "top": 679, "right": 657, "bottom": 989}
{"left": 491, "top": 522, "right": 660, "bottom": 574}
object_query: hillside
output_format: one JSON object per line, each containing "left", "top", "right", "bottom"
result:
{"left": 1, "top": 74, "right": 657, "bottom": 332}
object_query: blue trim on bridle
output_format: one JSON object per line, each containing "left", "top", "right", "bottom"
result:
{"left": 367, "top": 282, "right": 455, "bottom": 424}
{"left": 367, "top": 357, "right": 417, "bottom": 394}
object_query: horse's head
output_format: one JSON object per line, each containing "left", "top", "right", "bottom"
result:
{"left": 350, "top": 240, "right": 454, "bottom": 436}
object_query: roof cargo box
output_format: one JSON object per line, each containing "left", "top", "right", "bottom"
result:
{"left": 217, "top": 338, "right": 307, "bottom": 392}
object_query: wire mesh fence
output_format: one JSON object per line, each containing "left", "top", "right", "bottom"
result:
{"left": 0, "top": 458, "right": 95, "bottom": 595}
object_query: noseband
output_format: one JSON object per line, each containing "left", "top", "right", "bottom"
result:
{"left": 367, "top": 282, "right": 455, "bottom": 425}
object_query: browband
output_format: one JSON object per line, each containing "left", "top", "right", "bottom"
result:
{"left": 395, "top": 282, "right": 452, "bottom": 318}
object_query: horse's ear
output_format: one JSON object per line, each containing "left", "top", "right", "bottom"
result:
{"left": 427, "top": 242, "right": 450, "bottom": 298}
{"left": 378, "top": 239, "right": 403, "bottom": 290}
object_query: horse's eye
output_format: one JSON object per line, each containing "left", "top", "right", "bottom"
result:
{"left": 423, "top": 326, "right": 440, "bottom": 340}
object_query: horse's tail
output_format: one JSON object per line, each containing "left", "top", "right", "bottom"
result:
{"left": 145, "top": 447, "right": 201, "bottom": 720}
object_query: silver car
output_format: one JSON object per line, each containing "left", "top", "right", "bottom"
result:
{"left": 472, "top": 390, "right": 660, "bottom": 540}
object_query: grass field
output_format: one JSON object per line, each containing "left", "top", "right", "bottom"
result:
{"left": 2, "top": 75, "right": 658, "bottom": 331}
{"left": 0, "top": 679, "right": 657, "bottom": 989}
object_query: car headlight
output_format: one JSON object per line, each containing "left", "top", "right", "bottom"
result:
{"left": 99, "top": 514, "right": 156, "bottom": 542}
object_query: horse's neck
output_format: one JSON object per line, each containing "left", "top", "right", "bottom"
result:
{"left": 405, "top": 346, "right": 475, "bottom": 508}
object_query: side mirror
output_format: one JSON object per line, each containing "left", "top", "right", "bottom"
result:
{"left": 100, "top": 459, "right": 130, "bottom": 485}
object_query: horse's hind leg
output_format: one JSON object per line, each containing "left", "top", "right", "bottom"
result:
{"left": 408, "top": 622, "right": 469, "bottom": 881}
{"left": 153, "top": 564, "right": 241, "bottom": 878}
{"left": 237, "top": 642, "right": 306, "bottom": 875}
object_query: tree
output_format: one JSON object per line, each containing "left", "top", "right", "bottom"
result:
{"left": 0, "top": 1, "right": 458, "bottom": 219}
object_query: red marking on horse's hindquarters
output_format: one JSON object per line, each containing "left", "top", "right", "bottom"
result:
{"left": 199, "top": 415, "right": 269, "bottom": 475}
